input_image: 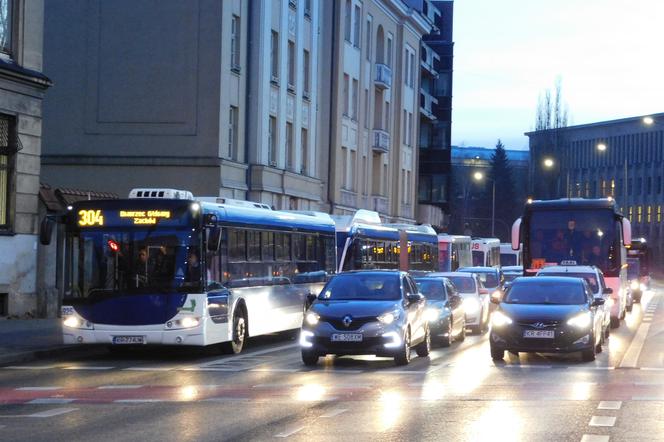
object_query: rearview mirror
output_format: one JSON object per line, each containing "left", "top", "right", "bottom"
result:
{"left": 603, "top": 287, "right": 613, "bottom": 295}
{"left": 39, "top": 216, "right": 55, "bottom": 245}
{"left": 592, "top": 297, "right": 605, "bottom": 307}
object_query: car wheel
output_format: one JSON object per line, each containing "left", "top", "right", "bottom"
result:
{"left": 394, "top": 328, "right": 411, "bottom": 366}
{"left": 416, "top": 325, "right": 431, "bottom": 357}
{"left": 301, "top": 350, "right": 319, "bottom": 366}
{"left": 582, "top": 337, "right": 596, "bottom": 362}
{"left": 222, "top": 307, "right": 247, "bottom": 354}
{"left": 609, "top": 316, "right": 620, "bottom": 329}
{"left": 441, "top": 318, "right": 453, "bottom": 347}
{"left": 490, "top": 343, "right": 504, "bottom": 361}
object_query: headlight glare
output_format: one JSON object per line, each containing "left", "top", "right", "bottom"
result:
{"left": 305, "top": 312, "right": 320, "bottom": 326}
{"left": 567, "top": 312, "right": 592, "bottom": 329}
{"left": 378, "top": 311, "right": 399, "bottom": 325}
{"left": 63, "top": 316, "right": 80, "bottom": 328}
{"left": 491, "top": 311, "right": 513, "bottom": 327}
{"left": 180, "top": 316, "right": 200, "bottom": 328}
{"left": 299, "top": 330, "right": 314, "bottom": 347}
{"left": 462, "top": 297, "right": 480, "bottom": 314}
{"left": 424, "top": 308, "right": 440, "bottom": 322}
{"left": 631, "top": 281, "right": 639, "bottom": 290}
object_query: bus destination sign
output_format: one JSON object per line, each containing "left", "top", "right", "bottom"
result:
{"left": 120, "top": 210, "right": 171, "bottom": 225}
{"left": 77, "top": 209, "right": 172, "bottom": 227}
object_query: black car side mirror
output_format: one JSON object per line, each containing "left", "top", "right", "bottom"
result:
{"left": 603, "top": 287, "right": 613, "bottom": 295}
{"left": 592, "top": 298, "right": 605, "bottom": 307}
{"left": 306, "top": 293, "right": 317, "bottom": 307}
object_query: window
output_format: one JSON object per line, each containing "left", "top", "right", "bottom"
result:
{"left": 409, "top": 52, "right": 415, "bottom": 87}
{"left": 352, "top": 78, "right": 359, "bottom": 120}
{"left": 270, "top": 31, "right": 279, "bottom": 81}
{"left": 363, "top": 89, "right": 369, "bottom": 129}
{"left": 287, "top": 41, "right": 295, "bottom": 90}
{"left": 262, "top": 232, "right": 275, "bottom": 261}
{"left": 365, "top": 17, "right": 372, "bottom": 60}
{"left": 350, "top": 150, "right": 357, "bottom": 191}
{"left": 247, "top": 231, "right": 261, "bottom": 261}
{"left": 229, "top": 229, "right": 246, "bottom": 262}
{"left": 303, "top": 49, "right": 310, "bottom": 97}
{"left": 0, "top": 114, "right": 16, "bottom": 229}
{"left": 286, "top": 122, "right": 294, "bottom": 171}
{"left": 658, "top": 176, "right": 662, "bottom": 194}
{"left": 647, "top": 176, "right": 652, "bottom": 194}
{"left": 402, "top": 110, "right": 407, "bottom": 144}
{"left": 344, "top": 0, "right": 352, "bottom": 42}
{"left": 231, "top": 15, "right": 240, "bottom": 71}
{"left": 275, "top": 233, "right": 291, "bottom": 261}
{"left": 304, "top": 0, "right": 311, "bottom": 17}
{"left": 0, "top": 0, "right": 11, "bottom": 55}
{"left": 228, "top": 106, "right": 238, "bottom": 160}
{"left": 386, "top": 35, "right": 393, "bottom": 67}
{"left": 301, "top": 128, "right": 308, "bottom": 175}
{"left": 353, "top": 5, "right": 361, "bottom": 47}
{"left": 343, "top": 74, "right": 350, "bottom": 116}
{"left": 268, "top": 116, "right": 277, "bottom": 166}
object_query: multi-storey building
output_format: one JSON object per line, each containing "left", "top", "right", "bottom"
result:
{"left": 526, "top": 113, "right": 664, "bottom": 263}
{"left": 0, "top": 0, "right": 51, "bottom": 316}
{"left": 323, "top": 0, "right": 431, "bottom": 222}
{"left": 42, "top": 0, "right": 327, "bottom": 210}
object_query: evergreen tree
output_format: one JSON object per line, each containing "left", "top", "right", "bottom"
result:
{"left": 488, "top": 140, "right": 518, "bottom": 240}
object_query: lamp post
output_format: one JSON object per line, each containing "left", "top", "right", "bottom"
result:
{"left": 473, "top": 171, "right": 495, "bottom": 237}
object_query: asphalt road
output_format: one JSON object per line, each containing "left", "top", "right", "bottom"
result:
{"left": 0, "top": 288, "right": 662, "bottom": 441}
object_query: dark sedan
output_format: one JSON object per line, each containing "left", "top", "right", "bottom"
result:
{"left": 300, "top": 271, "right": 430, "bottom": 366}
{"left": 489, "top": 276, "right": 605, "bottom": 362}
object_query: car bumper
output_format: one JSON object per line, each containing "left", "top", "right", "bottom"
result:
{"left": 301, "top": 321, "right": 404, "bottom": 356}
{"left": 490, "top": 325, "right": 594, "bottom": 353}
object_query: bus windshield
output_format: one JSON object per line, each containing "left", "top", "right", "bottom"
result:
{"left": 66, "top": 228, "right": 203, "bottom": 298}
{"left": 627, "top": 258, "right": 640, "bottom": 279}
{"left": 527, "top": 209, "right": 620, "bottom": 275}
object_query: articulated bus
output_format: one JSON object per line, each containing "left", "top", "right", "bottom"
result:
{"left": 41, "top": 189, "right": 337, "bottom": 353}
{"left": 512, "top": 198, "right": 632, "bottom": 324}
{"left": 438, "top": 234, "right": 472, "bottom": 272}
{"left": 333, "top": 210, "right": 438, "bottom": 272}
{"left": 471, "top": 238, "right": 501, "bottom": 267}
{"left": 626, "top": 237, "right": 651, "bottom": 302}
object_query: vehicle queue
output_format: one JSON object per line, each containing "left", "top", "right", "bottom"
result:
{"left": 40, "top": 191, "right": 643, "bottom": 367}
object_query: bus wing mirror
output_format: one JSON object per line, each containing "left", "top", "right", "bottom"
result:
{"left": 207, "top": 227, "right": 222, "bottom": 252}
{"left": 39, "top": 216, "right": 55, "bottom": 245}
{"left": 622, "top": 218, "right": 631, "bottom": 247}
{"left": 511, "top": 218, "right": 521, "bottom": 251}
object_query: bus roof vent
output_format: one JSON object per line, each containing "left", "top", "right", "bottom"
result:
{"left": 216, "top": 198, "right": 272, "bottom": 210}
{"left": 128, "top": 188, "right": 194, "bottom": 200}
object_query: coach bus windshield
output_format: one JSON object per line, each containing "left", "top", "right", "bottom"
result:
{"left": 527, "top": 209, "right": 620, "bottom": 275}
{"left": 66, "top": 228, "right": 203, "bottom": 298}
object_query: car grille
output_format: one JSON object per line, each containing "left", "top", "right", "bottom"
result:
{"left": 516, "top": 320, "right": 562, "bottom": 328}
{"left": 314, "top": 336, "right": 384, "bottom": 349}
{"left": 320, "top": 316, "right": 377, "bottom": 331}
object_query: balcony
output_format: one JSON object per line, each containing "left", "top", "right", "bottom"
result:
{"left": 420, "top": 92, "right": 438, "bottom": 121}
{"left": 420, "top": 43, "right": 439, "bottom": 77}
{"left": 374, "top": 63, "right": 392, "bottom": 90}
{"left": 372, "top": 129, "right": 390, "bottom": 154}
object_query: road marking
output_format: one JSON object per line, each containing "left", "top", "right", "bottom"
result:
{"left": 581, "top": 435, "right": 610, "bottom": 442}
{"left": 631, "top": 396, "right": 663, "bottom": 401}
{"left": 249, "top": 368, "right": 300, "bottom": 373}
{"left": 275, "top": 425, "right": 306, "bottom": 438}
{"left": 597, "top": 401, "right": 622, "bottom": 410}
{"left": 98, "top": 385, "right": 144, "bottom": 389}
{"left": 0, "top": 408, "right": 78, "bottom": 418}
{"left": 16, "top": 387, "right": 61, "bottom": 391}
{"left": 589, "top": 416, "right": 616, "bottom": 427}
{"left": 619, "top": 322, "right": 650, "bottom": 368}
{"left": 28, "top": 398, "right": 75, "bottom": 405}
{"left": 113, "top": 399, "right": 164, "bottom": 403}
{"left": 640, "top": 367, "right": 664, "bottom": 371}
{"left": 63, "top": 366, "right": 114, "bottom": 370}
{"left": 320, "top": 408, "right": 348, "bottom": 418}
{"left": 123, "top": 367, "right": 174, "bottom": 372}
{"left": 4, "top": 365, "right": 58, "bottom": 370}
{"left": 180, "top": 367, "right": 244, "bottom": 372}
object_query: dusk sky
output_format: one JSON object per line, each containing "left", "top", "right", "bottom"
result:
{"left": 451, "top": 0, "right": 664, "bottom": 150}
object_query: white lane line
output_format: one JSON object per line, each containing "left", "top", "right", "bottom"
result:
{"left": 180, "top": 367, "right": 244, "bottom": 372}
{"left": 589, "top": 416, "right": 616, "bottom": 427}
{"left": 581, "top": 435, "right": 610, "bottom": 442}
{"left": 113, "top": 399, "right": 164, "bottom": 403}
{"left": 597, "top": 401, "right": 622, "bottom": 410}
{"left": 619, "top": 322, "right": 651, "bottom": 368}
{"left": 275, "top": 425, "right": 306, "bottom": 438}
{"left": 28, "top": 398, "right": 75, "bottom": 405}
{"left": 63, "top": 366, "right": 114, "bottom": 371}
{"left": 249, "top": 368, "right": 300, "bottom": 373}
{"left": 98, "top": 385, "right": 143, "bottom": 389}
{"left": 123, "top": 367, "right": 174, "bottom": 372}
{"left": 320, "top": 408, "right": 348, "bottom": 418}
{"left": 4, "top": 366, "right": 58, "bottom": 370}
{"left": 631, "top": 396, "right": 663, "bottom": 401}
{"left": 640, "top": 367, "right": 664, "bottom": 371}
{"left": 16, "top": 387, "right": 62, "bottom": 391}
{"left": 0, "top": 408, "right": 78, "bottom": 418}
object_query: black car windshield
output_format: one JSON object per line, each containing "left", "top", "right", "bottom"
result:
{"left": 446, "top": 276, "right": 476, "bottom": 293}
{"left": 540, "top": 272, "right": 599, "bottom": 293}
{"left": 415, "top": 280, "right": 446, "bottom": 300}
{"left": 626, "top": 258, "right": 640, "bottom": 279}
{"left": 319, "top": 274, "right": 401, "bottom": 301}
{"left": 504, "top": 282, "right": 586, "bottom": 305}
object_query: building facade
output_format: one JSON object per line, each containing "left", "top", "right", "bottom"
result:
{"left": 323, "top": 0, "right": 431, "bottom": 222}
{"left": 526, "top": 113, "right": 664, "bottom": 264}
{"left": 0, "top": 0, "right": 50, "bottom": 316}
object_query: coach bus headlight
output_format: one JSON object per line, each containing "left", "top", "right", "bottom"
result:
{"left": 63, "top": 316, "right": 94, "bottom": 330}
{"left": 180, "top": 317, "right": 200, "bottom": 328}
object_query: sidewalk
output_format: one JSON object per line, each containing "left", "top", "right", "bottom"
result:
{"left": 0, "top": 318, "right": 102, "bottom": 365}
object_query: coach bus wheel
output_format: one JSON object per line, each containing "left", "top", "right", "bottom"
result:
{"left": 224, "top": 308, "right": 247, "bottom": 354}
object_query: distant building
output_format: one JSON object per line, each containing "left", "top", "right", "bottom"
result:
{"left": 526, "top": 112, "right": 664, "bottom": 264}
{"left": 0, "top": 0, "right": 51, "bottom": 316}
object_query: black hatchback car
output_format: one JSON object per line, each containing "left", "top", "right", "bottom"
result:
{"left": 489, "top": 276, "right": 605, "bottom": 362}
{"left": 299, "top": 271, "right": 430, "bottom": 366}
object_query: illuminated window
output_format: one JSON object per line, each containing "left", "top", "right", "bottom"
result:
{"left": 658, "top": 206, "right": 662, "bottom": 223}
{"left": 601, "top": 180, "right": 606, "bottom": 196}
{"left": 637, "top": 206, "right": 642, "bottom": 223}
{"left": 647, "top": 206, "right": 652, "bottom": 223}
{"left": 628, "top": 206, "right": 633, "bottom": 222}
{"left": 610, "top": 179, "right": 615, "bottom": 196}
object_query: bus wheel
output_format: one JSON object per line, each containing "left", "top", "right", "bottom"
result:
{"left": 223, "top": 308, "right": 247, "bottom": 354}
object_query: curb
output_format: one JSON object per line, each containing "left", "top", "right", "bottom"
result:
{"left": 0, "top": 345, "right": 108, "bottom": 366}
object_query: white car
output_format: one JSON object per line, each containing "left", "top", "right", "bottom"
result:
{"left": 536, "top": 265, "right": 612, "bottom": 336}
{"left": 428, "top": 272, "right": 489, "bottom": 334}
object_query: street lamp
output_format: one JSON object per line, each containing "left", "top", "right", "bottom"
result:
{"left": 543, "top": 157, "right": 554, "bottom": 168}
{"left": 643, "top": 116, "right": 654, "bottom": 125}
{"left": 473, "top": 171, "right": 496, "bottom": 237}
{"left": 597, "top": 143, "right": 607, "bottom": 152}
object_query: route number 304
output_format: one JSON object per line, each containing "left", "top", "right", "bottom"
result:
{"left": 78, "top": 209, "right": 104, "bottom": 226}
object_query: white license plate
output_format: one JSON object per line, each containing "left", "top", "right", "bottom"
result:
{"left": 331, "top": 333, "right": 363, "bottom": 342}
{"left": 112, "top": 336, "right": 145, "bottom": 345}
{"left": 523, "top": 330, "right": 554, "bottom": 339}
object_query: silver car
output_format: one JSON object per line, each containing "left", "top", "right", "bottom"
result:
{"left": 425, "top": 272, "right": 489, "bottom": 334}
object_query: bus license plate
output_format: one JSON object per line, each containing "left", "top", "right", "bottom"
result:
{"left": 331, "top": 333, "right": 363, "bottom": 342}
{"left": 523, "top": 330, "right": 554, "bottom": 339}
{"left": 112, "top": 336, "right": 145, "bottom": 345}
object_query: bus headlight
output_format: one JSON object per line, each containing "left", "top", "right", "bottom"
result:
{"left": 491, "top": 311, "right": 513, "bottom": 327}
{"left": 63, "top": 316, "right": 94, "bottom": 330}
{"left": 462, "top": 297, "right": 480, "bottom": 315}
{"left": 567, "top": 312, "right": 591, "bottom": 329}
{"left": 180, "top": 317, "right": 200, "bottom": 328}
{"left": 305, "top": 312, "right": 320, "bottom": 326}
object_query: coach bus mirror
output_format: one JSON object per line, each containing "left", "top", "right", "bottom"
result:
{"left": 622, "top": 218, "right": 632, "bottom": 247}
{"left": 206, "top": 227, "right": 222, "bottom": 252}
{"left": 39, "top": 216, "right": 55, "bottom": 245}
{"left": 603, "top": 287, "right": 613, "bottom": 295}
{"left": 511, "top": 218, "right": 521, "bottom": 251}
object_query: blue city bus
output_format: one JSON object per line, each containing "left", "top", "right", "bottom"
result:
{"left": 512, "top": 198, "right": 632, "bottom": 325}
{"left": 42, "top": 189, "right": 336, "bottom": 353}
{"left": 333, "top": 211, "right": 438, "bottom": 272}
